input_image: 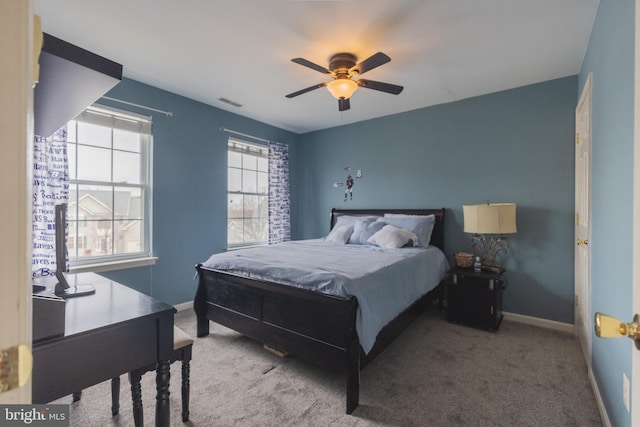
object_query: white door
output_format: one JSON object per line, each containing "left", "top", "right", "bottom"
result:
{"left": 575, "top": 73, "right": 592, "bottom": 367}
{"left": 0, "top": 1, "right": 34, "bottom": 403}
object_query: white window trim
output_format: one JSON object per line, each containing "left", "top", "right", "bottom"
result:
{"left": 227, "top": 137, "right": 269, "bottom": 249}
{"left": 68, "top": 103, "right": 154, "bottom": 271}
{"left": 70, "top": 256, "right": 157, "bottom": 274}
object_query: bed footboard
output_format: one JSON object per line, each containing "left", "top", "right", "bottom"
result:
{"left": 194, "top": 264, "right": 361, "bottom": 413}
{"left": 194, "top": 266, "right": 444, "bottom": 415}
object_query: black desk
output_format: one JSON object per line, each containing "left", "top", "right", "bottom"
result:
{"left": 32, "top": 273, "right": 176, "bottom": 426}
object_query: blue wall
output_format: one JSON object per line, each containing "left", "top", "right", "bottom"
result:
{"left": 98, "top": 78, "right": 301, "bottom": 304}
{"left": 101, "top": 75, "right": 578, "bottom": 324}
{"left": 98, "top": 77, "right": 579, "bottom": 324}
{"left": 298, "top": 76, "right": 578, "bottom": 323}
{"left": 580, "top": 1, "right": 635, "bottom": 426}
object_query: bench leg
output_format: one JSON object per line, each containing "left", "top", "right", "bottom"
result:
{"left": 181, "top": 358, "right": 190, "bottom": 422}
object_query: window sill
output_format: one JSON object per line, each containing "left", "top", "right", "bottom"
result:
{"left": 70, "top": 256, "right": 158, "bottom": 274}
{"left": 227, "top": 243, "right": 268, "bottom": 251}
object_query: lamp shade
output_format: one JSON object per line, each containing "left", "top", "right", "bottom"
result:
{"left": 463, "top": 203, "right": 517, "bottom": 234}
{"left": 327, "top": 78, "right": 358, "bottom": 100}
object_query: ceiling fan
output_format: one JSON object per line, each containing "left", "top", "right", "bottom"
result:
{"left": 285, "top": 52, "right": 404, "bottom": 111}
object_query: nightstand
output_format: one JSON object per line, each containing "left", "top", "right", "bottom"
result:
{"left": 446, "top": 267, "right": 505, "bottom": 331}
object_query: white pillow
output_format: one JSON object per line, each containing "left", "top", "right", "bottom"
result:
{"left": 325, "top": 224, "right": 354, "bottom": 245}
{"left": 379, "top": 214, "right": 435, "bottom": 247}
{"left": 367, "top": 224, "right": 418, "bottom": 249}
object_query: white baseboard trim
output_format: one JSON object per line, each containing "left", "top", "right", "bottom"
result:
{"left": 589, "top": 367, "right": 612, "bottom": 427}
{"left": 174, "top": 303, "right": 575, "bottom": 330}
{"left": 174, "top": 301, "right": 193, "bottom": 312}
{"left": 503, "top": 311, "right": 574, "bottom": 334}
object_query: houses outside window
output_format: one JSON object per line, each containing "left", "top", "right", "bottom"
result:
{"left": 66, "top": 104, "right": 152, "bottom": 266}
{"left": 227, "top": 138, "right": 268, "bottom": 247}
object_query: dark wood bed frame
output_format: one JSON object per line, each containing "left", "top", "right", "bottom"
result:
{"left": 194, "top": 208, "right": 446, "bottom": 414}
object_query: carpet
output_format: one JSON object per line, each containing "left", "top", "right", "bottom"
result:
{"left": 53, "top": 307, "right": 603, "bottom": 426}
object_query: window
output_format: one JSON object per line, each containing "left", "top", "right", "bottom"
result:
{"left": 66, "top": 104, "right": 152, "bottom": 266}
{"left": 227, "top": 138, "right": 268, "bottom": 247}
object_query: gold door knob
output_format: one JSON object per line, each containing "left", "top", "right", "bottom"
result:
{"left": 594, "top": 312, "right": 640, "bottom": 350}
{"left": 577, "top": 238, "right": 589, "bottom": 246}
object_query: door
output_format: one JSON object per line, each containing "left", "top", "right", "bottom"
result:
{"left": 575, "top": 73, "right": 592, "bottom": 366}
{"left": 0, "top": 1, "right": 34, "bottom": 403}
{"left": 593, "top": 5, "right": 640, "bottom": 424}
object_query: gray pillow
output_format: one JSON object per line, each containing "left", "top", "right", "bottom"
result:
{"left": 349, "top": 219, "right": 385, "bottom": 245}
{"left": 325, "top": 224, "right": 354, "bottom": 244}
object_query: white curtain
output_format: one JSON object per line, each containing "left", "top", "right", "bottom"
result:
{"left": 32, "top": 128, "right": 69, "bottom": 278}
{"left": 268, "top": 141, "right": 290, "bottom": 244}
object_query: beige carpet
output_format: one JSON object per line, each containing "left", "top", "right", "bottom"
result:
{"left": 54, "top": 307, "right": 603, "bottom": 426}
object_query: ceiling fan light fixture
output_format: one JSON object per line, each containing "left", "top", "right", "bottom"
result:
{"left": 326, "top": 78, "right": 358, "bottom": 100}
{"left": 286, "top": 52, "right": 402, "bottom": 112}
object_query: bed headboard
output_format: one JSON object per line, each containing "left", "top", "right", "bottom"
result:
{"left": 330, "top": 208, "right": 446, "bottom": 252}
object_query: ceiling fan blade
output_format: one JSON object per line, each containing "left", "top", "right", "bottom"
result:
{"left": 338, "top": 98, "right": 350, "bottom": 111}
{"left": 291, "top": 58, "right": 333, "bottom": 75}
{"left": 285, "top": 82, "right": 327, "bottom": 98}
{"left": 357, "top": 79, "right": 404, "bottom": 95}
{"left": 352, "top": 52, "right": 391, "bottom": 75}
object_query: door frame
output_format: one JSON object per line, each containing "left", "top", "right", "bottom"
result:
{"left": 0, "top": 0, "right": 33, "bottom": 403}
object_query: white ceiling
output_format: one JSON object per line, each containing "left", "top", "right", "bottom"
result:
{"left": 32, "top": 0, "right": 598, "bottom": 134}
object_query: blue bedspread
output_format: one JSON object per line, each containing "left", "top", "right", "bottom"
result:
{"left": 201, "top": 239, "right": 449, "bottom": 354}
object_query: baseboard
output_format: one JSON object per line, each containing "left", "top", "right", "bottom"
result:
{"left": 589, "top": 366, "right": 612, "bottom": 427}
{"left": 174, "top": 300, "right": 193, "bottom": 312}
{"left": 176, "top": 302, "right": 573, "bottom": 332}
{"left": 502, "top": 311, "right": 574, "bottom": 334}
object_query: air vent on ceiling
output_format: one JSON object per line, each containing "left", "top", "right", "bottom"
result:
{"left": 218, "top": 97, "right": 243, "bottom": 108}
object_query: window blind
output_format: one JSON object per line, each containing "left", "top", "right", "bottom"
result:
{"left": 74, "top": 104, "right": 152, "bottom": 134}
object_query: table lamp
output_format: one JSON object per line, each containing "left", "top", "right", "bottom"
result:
{"left": 463, "top": 203, "right": 517, "bottom": 272}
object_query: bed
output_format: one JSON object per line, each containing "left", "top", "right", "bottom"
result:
{"left": 194, "top": 208, "right": 448, "bottom": 414}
